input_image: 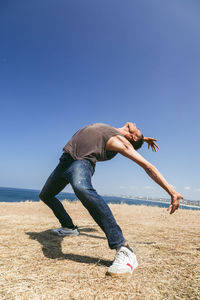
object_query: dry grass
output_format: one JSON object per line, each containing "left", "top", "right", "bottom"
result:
{"left": 0, "top": 201, "right": 200, "bottom": 300}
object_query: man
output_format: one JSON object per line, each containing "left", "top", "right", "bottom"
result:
{"left": 39, "top": 122, "right": 183, "bottom": 277}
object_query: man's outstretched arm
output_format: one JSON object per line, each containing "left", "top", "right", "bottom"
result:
{"left": 106, "top": 135, "right": 183, "bottom": 214}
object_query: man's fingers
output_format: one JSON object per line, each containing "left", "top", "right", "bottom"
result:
{"left": 167, "top": 204, "right": 172, "bottom": 212}
{"left": 152, "top": 145, "right": 157, "bottom": 152}
{"left": 168, "top": 194, "right": 182, "bottom": 214}
{"left": 170, "top": 205, "right": 179, "bottom": 214}
{"left": 170, "top": 206, "right": 176, "bottom": 214}
{"left": 168, "top": 203, "right": 179, "bottom": 214}
{"left": 151, "top": 142, "right": 159, "bottom": 151}
{"left": 145, "top": 138, "right": 159, "bottom": 152}
{"left": 153, "top": 142, "right": 159, "bottom": 149}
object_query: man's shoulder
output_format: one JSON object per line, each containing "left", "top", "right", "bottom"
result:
{"left": 106, "top": 135, "right": 131, "bottom": 151}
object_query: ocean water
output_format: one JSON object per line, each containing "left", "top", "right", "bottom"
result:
{"left": 0, "top": 186, "right": 199, "bottom": 211}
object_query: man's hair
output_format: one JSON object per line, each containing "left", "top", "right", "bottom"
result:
{"left": 130, "top": 134, "right": 144, "bottom": 150}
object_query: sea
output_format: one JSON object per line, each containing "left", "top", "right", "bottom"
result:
{"left": 0, "top": 186, "right": 200, "bottom": 211}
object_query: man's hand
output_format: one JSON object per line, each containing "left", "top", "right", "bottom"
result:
{"left": 167, "top": 193, "right": 184, "bottom": 214}
{"left": 143, "top": 137, "right": 159, "bottom": 152}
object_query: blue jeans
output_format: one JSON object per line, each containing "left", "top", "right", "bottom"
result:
{"left": 39, "top": 153, "right": 125, "bottom": 249}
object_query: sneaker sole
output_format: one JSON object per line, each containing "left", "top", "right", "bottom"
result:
{"left": 57, "top": 233, "right": 79, "bottom": 236}
{"left": 106, "top": 271, "right": 133, "bottom": 277}
{"left": 51, "top": 231, "right": 80, "bottom": 237}
{"left": 106, "top": 262, "right": 138, "bottom": 277}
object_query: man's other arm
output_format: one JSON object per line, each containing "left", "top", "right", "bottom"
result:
{"left": 106, "top": 135, "right": 183, "bottom": 214}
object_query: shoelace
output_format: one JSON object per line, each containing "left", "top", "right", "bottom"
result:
{"left": 112, "top": 250, "right": 129, "bottom": 266}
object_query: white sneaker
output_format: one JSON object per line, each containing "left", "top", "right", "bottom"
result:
{"left": 52, "top": 226, "right": 79, "bottom": 236}
{"left": 107, "top": 246, "right": 138, "bottom": 277}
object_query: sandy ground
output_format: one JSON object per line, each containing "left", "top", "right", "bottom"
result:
{"left": 0, "top": 201, "right": 200, "bottom": 300}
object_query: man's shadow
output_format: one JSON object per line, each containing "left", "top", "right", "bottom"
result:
{"left": 26, "top": 227, "right": 111, "bottom": 267}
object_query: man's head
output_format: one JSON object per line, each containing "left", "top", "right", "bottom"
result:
{"left": 129, "top": 135, "right": 144, "bottom": 150}
{"left": 117, "top": 122, "right": 144, "bottom": 150}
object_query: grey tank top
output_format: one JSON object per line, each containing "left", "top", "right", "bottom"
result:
{"left": 63, "top": 123, "right": 122, "bottom": 165}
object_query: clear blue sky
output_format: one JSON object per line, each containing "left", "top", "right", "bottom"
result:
{"left": 1, "top": 0, "right": 200, "bottom": 200}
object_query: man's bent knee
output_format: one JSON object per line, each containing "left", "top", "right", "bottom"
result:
{"left": 39, "top": 190, "right": 50, "bottom": 203}
{"left": 73, "top": 183, "right": 96, "bottom": 199}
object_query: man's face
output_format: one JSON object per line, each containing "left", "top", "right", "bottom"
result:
{"left": 125, "top": 124, "right": 142, "bottom": 142}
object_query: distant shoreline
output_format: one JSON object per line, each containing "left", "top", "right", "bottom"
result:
{"left": 130, "top": 197, "right": 200, "bottom": 208}
{"left": 0, "top": 186, "right": 200, "bottom": 210}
